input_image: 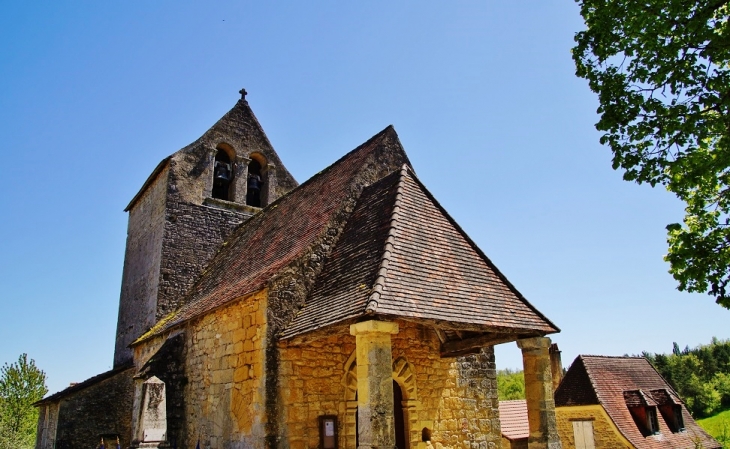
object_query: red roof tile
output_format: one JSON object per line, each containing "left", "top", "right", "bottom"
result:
{"left": 499, "top": 400, "right": 529, "bottom": 441}
{"left": 282, "top": 165, "right": 558, "bottom": 338}
{"left": 556, "top": 356, "right": 721, "bottom": 449}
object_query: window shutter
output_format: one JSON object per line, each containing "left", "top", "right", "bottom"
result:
{"left": 572, "top": 421, "right": 595, "bottom": 449}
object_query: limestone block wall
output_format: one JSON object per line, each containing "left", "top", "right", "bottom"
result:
{"left": 501, "top": 437, "right": 527, "bottom": 449}
{"left": 555, "top": 405, "right": 632, "bottom": 448}
{"left": 115, "top": 165, "right": 170, "bottom": 367}
{"left": 277, "top": 320, "right": 501, "bottom": 449}
{"left": 183, "top": 290, "right": 268, "bottom": 449}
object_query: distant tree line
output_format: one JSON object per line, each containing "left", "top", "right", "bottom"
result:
{"left": 497, "top": 368, "right": 525, "bottom": 401}
{"left": 643, "top": 338, "right": 730, "bottom": 418}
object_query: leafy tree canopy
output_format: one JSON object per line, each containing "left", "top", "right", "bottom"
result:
{"left": 0, "top": 354, "right": 48, "bottom": 449}
{"left": 497, "top": 369, "right": 525, "bottom": 401}
{"left": 644, "top": 337, "right": 730, "bottom": 417}
{"left": 573, "top": 0, "right": 730, "bottom": 307}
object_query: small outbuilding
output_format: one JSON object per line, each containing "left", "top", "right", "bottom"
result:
{"left": 554, "top": 355, "right": 720, "bottom": 449}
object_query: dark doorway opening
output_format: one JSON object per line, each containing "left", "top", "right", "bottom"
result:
{"left": 393, "top": 380, "right": 406, "bottom": 449}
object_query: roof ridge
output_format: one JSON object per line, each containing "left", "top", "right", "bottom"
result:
{"left": 365, "top": 164, "right": 409, "bottom": 314}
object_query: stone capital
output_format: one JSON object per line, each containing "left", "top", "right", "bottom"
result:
{"left": 517, "top": 336, "right": 552, "bottom": 351}
{"left": 350, "top": 320, "right": 399, "bottom": 336}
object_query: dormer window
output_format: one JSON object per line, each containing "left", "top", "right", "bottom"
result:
{"left": 659, "top": 404, "right": 685, "bottom": 432}
{"left": 625, "top": 389, "right": 661, "bottom": 436}
{"left": 651, "top": 389, "right": 686, "bottom": 433}
{"left": 212, "top": 150, "right": 233, "bottom": 201}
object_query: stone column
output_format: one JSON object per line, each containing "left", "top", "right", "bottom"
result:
{"left": 350, "top": 320, "right": 399, "bottom": 449}
{"left": 233, "top": 155, "right": 250, "bottom": 205}
{"left": 264, "top": 163, "right": 277, "bottom": 206}
{"left": 517, "top": 337, "right": 562, "bottom": 449}
{"left": 549, "top": 343, "right": 563, "bottom": 392}
{"left": 204, "top": 149, "right": 216, "bottom": 199}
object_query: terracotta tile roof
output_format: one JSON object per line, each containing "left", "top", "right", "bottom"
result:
{"left": 282, "top": 165, "right": 558, "bottom": 338}
{"left": 555, "top": 355, "right": 721, "bottom": 449}
{"left": 135, "top": 126, "right": 408, "bottom": 342}
{"left": 498, "top": 400, "right": 529, "bottom": 441}
{"left": 281, "top": 169, "right": 402, "bottom": 337}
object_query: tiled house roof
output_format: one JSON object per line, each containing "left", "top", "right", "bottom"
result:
{"left": 136, "top": 124, "right": 557, "bottom": 344}
{"left": 555, "top": 355, "right": 720, "bottom": 449}
{"left": 282, "top": 165, "right": 558, "bottom": 338}
{"left": 498, "top": 400, "right": 529, "bottom": 441}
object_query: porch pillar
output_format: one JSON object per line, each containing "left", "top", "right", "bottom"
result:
{"left": 350, "top": 320, "right": 399, "bottom": 449}
{"left": 517, "top": 337, "right": 562, "bottom": 449}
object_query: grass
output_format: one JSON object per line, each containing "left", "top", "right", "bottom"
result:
{"left": 697, "top": 408, "right": 730, "bottom": 448}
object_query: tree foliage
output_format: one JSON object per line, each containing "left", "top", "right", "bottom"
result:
{"left": 644, "top": 338, "right": 730, "bottom": 417}
{"left": 0, "top": 354, "right": 47, "bottom": 449}
{"left": 497, "top": 369, "right": 525, "bottom": 400}
{"left": 573, "top": 0, "right": 730, "bottom": 308}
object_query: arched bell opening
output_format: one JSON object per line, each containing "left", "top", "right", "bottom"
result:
{"left": 246, "top": 153, "right": 268, "bottom": 207}
{"left": 212, "top": 149, "right": 233, "bottom": 201}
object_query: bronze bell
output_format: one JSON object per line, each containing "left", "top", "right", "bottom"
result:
{"left": 214, "top": 161, "right": 231, "bottom": 182}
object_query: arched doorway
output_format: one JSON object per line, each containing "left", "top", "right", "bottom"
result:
{"left": 343, "top": 355, "right": 419, "bottom": 449}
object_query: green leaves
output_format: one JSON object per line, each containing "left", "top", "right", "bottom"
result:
{"left": 0, "top": 354, "right": 47, "bottom": 449}
{"left": 645, "top": 338, "right": 730, "bottom": 417}
{"left": 497, "top": 369, "right": 525, "bottom": 400}
{"left": 574, "top": 0, "right": 730, "bottom": 308}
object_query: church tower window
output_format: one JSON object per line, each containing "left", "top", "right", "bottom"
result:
{"left": 212, "top": 150, "right": 233, "bottom": 201}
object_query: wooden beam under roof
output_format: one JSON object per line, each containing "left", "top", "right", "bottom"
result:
{"left": 440, "top": 332, "right": 537, "bottom": 358}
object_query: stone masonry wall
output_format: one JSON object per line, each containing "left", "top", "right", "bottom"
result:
{"left": 157, "top": 201, "right": 249, "bottom": 320}
{"left": 501, "top": 436, "right": 528, "bottom": 449}
{"left": 116, "top": 169, "right": 250, "bottom": 368}
{"left": 53, "top": 368, "right": 135, "bottom": 449}
{"left": 555, "top": 405, "right": 631, "bottom": 448}
{"left": 277, "top": 319, "right": 501, "bottom": 449}
{"left": 183, "top": 290, "right": 268, "bottom": 449}
{"left": 115, "top": 165, "right": 170, "bottom": 367}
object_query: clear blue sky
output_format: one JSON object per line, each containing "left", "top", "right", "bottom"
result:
{"left": 0, "top": 2, "right": 726, "bottom": 395}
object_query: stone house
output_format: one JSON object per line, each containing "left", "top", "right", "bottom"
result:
{"left": 35, "top": 91, "right": 563, "bottom": 449}
{"left": 554, "top": 355, "right": 720, "bottom": 449}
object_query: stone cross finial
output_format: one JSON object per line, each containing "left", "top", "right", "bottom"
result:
{"left": 239, "top": 88, "right": 247, "bottom": 99}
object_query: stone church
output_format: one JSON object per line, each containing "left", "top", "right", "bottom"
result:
{"left": 35, "top": 91, "right": 563, "bottom": 449}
